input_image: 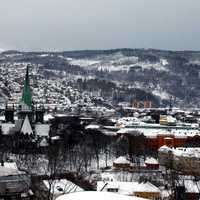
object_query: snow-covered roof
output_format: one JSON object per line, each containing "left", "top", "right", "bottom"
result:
{"left": 117, "top": 127, "right": 199, "bottom": 139}
{"left": 97, "top": 181, "right": 160, "bottom": 194}
{"left": 0, "top": 115, "right": 5, "bottom": 121}
{"left": 113, "top": 156, "right": 130, "bottom": 164}
{"left": 158, "top": 145, "right": 172, "bottom": 153}
{"left": 51, "top": 136, "right": 60, "bottom": 140}
{"left": 145, "top": 157, "right": 159, "bottom": 165}
{"left": 159, "top": 146, "right": 200, "bottom": 158}
{"left": 85, "top": 124, "right": 100, "bottom": 130}
{"left": 117, "top": 128, "right": 143, "bottom": 136}
{"left": 173, "top": 147, "right": 200, "bottom": 158}
{"left": 55, "top": 114, "right": 68, "bottom": 117}
{"left": 44, "top": 114, "right": 54, "bottom": 121}
{"left": 56, "top": 191, "right": 149, "bottom": 200}
{"left": 43, "top": 179, "right": 83, "bottom": 195}
{"left": 21, "top": 115, "right": 33, "bottom": 135}
{"left": 1, "top": 123, "right": 15, "bottom": 135}
{"left": 0, "top": 166, "right": 24, "bottom": 177}
{"left": 39, "top": 137, "right": 49, "bottom": 147}
{"left": 3, "top": 162, "right": 18, "bottom": 170}
{"left": 35, "top": 124, "right": 50, "bottom": 137}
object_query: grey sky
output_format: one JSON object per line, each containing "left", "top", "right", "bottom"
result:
{"left": 0, "top": 0, "right": 200, "bottom": 51}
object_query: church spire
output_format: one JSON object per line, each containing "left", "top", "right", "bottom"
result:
{"left": 22, "top": 65, "right": 32, "bottom": 108}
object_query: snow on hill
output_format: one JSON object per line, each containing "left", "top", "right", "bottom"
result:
{"left": 152, "top": 88, "right": 171, "bottom": 100}
{"left": 68, "top": 52, "right": 168, "bottom": 72}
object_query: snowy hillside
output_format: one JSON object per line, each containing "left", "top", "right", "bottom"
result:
{"left": 1, "top": 48, "right": 200, "bottom": 107}
{"left": 68, "top": 52, "right": 169, "bottom": 72}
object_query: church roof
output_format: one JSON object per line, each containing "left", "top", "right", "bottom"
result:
{"left": 21, "top": 115, "right": 33, "bottom": 135}
{"left": 22, "top": 66, "right": 32, "bottom": 108}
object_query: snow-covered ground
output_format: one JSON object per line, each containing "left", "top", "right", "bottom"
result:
{"left": 56, "top": 191, "right": 149, "bottom": 200}
{"left": 152, "top": 88, "right": 171, "bottom": 100}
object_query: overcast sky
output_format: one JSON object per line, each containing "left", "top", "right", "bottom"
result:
{"left": 0, "top": 0, "right": 200, "bottom": 51}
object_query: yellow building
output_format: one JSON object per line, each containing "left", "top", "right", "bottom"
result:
{"left": 134, "top": 191, "right": 161, "bottom": 200}
{"left": 159, "top": 115, "right": 176, "bottom": 126}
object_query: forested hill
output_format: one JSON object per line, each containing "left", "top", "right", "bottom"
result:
{"left": 1, "top": 48, "right": 200, "bottom": 107}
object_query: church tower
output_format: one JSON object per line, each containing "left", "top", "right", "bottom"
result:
{"left": 22, "top": 65, "right": 32, "bottom": 108}
{"left": 2, "top": 65, "right": 49, "bottom": 143}
{"left": 18, "top": 65, "right": 34, "bottom": 123}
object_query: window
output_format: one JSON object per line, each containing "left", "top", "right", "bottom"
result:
{"left": 107, "top": 188, "right": 118, "bottom": 192}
